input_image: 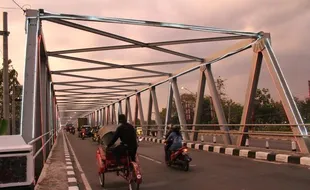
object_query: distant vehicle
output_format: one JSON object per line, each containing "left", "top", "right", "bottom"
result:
{"left": 78, "top": 118, "right": 88, "bottom": 131}
{"left": 65, "top": 124, "right": 73, "bottom": 132}
{"left": 79, "top": 125, "right": 92, "bottom": 139}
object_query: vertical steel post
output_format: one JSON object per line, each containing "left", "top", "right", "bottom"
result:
{"left": 112, "top": 104, "right": 116, "bottom": 124}
{"left": 107, "top": 106, "right": 110, "bottom": 125}
{"left": 134, "top": 96, "right": 139, "bottom": 127}
{"left": 137, "top": 93, "right": 145, "bottom": 131}
{"left": 103, "top": 108, "right": 106, "bottom": 126}
{"left": 204, "top": 65, "right": 232, "bottom": 145}
{"left": 147, "top": 89, "right": 153, "bottom": 135}
{"left": 151, "top": 86, "right": 163, "bottom": 138}
{"left": 2, "top": 12, "right": 10, "bottom": 135}
{"left": 192, "top": 67, "right": 207, "bottom": 141}
{"left": 237, "top": 51, "right": 263, "bottom": 146}
{"left": 164, "top": 81, "right": 173, "bottom": 136}
{"left": 12, "top": 86, "right": 16, "bottom": 135}
{"left": 21, "top": 10, "right": 40, "bottom": 144}
{"left": 126, "top": 98, "right": 133, "bottom": 124}
{"left": 262, "top": 38, "right": 310, "bottom": 153}
{"left": 171, "top": 78, "right": 189, "bottom": 140}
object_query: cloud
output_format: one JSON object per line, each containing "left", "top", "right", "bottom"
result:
{"left": 1, "top": 0, "right": 309, "bottom": 118}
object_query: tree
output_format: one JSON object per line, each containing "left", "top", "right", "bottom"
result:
{"left": 0, "top": 64, "right": 22, "bottom": 134}
{"left": 0, "top": 119, "right": 8, "bottom": 135}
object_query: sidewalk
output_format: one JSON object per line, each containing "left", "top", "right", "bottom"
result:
{"left": 35, "top": 132, "right": 68, "bottom": 190}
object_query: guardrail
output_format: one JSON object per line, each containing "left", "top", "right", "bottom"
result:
{"left": 136, "top": 123, "right": 310, "bottom": 153}
{"left": 27, "top": 127, "right": 60, "bottom": 183}
{"left": 28, "top": 129, "right": 58, "bottom": 159}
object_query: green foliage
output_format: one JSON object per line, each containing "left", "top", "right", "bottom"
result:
{"left": 0, "top": 64, "right": 22, "bottom": 134}
{"left": 0, "top": 119, "right": 8, "bottom": 135}
{"left": 158, "top": 76, "right": 310, "bottom": 132}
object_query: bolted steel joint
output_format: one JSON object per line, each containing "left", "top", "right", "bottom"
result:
{"left": 253, "top": 38, "right": 266, "bottom": 53}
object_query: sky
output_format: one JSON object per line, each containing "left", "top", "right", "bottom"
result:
{"left": 1, "top": 0, "right": 310, "bottom": 121}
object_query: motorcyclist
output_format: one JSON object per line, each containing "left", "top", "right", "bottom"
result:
{"left": 166, "top": 126, "right": 183, "bottom": 162}
{"left": 107, "top": 114, "right": 138, "bottom": 167}
{"left": 164, "top": 127, "right": 173, "bottom": 162}
{"left": 80, "top": 127, "right": 86, "bottom": 137}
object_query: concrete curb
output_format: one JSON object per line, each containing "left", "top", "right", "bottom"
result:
{"left": 143, "top": 137, "right": 310, "bottom": 167}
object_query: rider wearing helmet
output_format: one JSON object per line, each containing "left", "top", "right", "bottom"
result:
{"left": 166, "top": 126, "right": 183, "bottom": 162}
{"left": 107, "top": 114, "right": 138, "bottom": 166}
{"left": 164, "top": 126, "right": 174, "bottom": 162}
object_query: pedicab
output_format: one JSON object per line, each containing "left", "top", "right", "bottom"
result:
{"left": 96, "top": 125, "right": 142, "bottom": 189}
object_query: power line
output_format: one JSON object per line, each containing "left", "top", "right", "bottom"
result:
{"left": 11, "top": 0, "right": 25, "bottom": 13}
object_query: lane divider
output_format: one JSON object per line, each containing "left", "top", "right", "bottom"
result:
{"left": 63, "top": 132, "right": 79, "bottom": 190}
{"left": 64, "top": 133, "right": 93, "bottom": 190}
{"left": 143, "top": 137, "right": 310, "bottom": 167}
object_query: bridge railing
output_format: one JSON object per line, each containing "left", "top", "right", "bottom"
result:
{"left": 28, "top": 127, "right": 59, "bottom": 183}
{"left": 137, "top": 124, "right": 310, "bottom": 153}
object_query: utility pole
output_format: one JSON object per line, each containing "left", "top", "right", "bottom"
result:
{"left": 1, "top": 12, "right": 10, "bottom": 135}
{"left": 12, "top": 86, "right": 16, "bottom": 135}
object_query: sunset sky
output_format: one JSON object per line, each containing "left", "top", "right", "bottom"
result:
{"left": 1, "top": 0, "right": 309, "bottom": 120}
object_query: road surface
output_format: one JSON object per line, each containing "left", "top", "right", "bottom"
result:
{"left": 66, "top": 133, "right": 310, "bottom": 190}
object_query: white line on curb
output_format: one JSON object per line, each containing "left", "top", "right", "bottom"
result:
{"left": 64, "top": 132, "right": 92, "bottom": 190}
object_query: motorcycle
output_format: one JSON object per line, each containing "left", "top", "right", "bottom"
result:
{"left": 81, "top": 132, "right": 85, "bottom": 140}
{"left": 165, "top": 143, "right": 192, "bottom": 171}
{"left": 92, "top": 131, "right": 100, "bottom": 144}
{"left": 70, "top": 127, "right": 75, "bottom": 135}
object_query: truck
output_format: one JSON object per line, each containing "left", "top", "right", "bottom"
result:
{"left": 77, "top": 118, "right": 88, "bottom": 131}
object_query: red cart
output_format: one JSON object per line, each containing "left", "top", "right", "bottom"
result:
{"left": 96, "top": 145, "right": 142, "bottom": 189}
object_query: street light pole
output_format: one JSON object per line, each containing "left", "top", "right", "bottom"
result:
{"left": 1, "top": 12, "right": 10, "bottom": 135}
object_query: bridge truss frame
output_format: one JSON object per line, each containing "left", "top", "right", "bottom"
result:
{"left": 21, "top": 9, "right": 310, "bottom": 164}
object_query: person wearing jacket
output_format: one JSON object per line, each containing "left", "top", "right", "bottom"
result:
{"left": 166, "top": 126, "right": 183, "bottom": 162}
{"left": 107, "top": 114, "right": 138, "bottom": 166}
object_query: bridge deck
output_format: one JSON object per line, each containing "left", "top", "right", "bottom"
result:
{"left": 37, "top": 131, "right": 310, "bottom": 190}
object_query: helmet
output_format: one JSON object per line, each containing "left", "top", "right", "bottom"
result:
{"left": 172, "top": 125, "right": 181, "bottom": 132}
{"left": 118, "top": 114, "right": 127, "bottom": 123}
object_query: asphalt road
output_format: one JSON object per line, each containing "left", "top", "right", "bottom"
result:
{"left": 66, "top": 133, "right": 310, "bottom": 190}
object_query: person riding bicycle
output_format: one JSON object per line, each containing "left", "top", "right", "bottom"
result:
{"left": 166, "top": 126, "right": 183, "bottom": 162}
{"left": 107, "top": 114, "right": 138, "bottom": 167}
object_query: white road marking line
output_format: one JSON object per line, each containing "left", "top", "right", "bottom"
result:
{"left": 139, "top": 155, "right": 162, "bottom": 164}
{"left": 64, "top": 132, "right": 92, "bottom": 190}
{"left": 252, "top": 159, "right": 282, "bottom": 165}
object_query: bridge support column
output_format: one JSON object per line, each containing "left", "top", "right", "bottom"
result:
{"left": 261, "top": 37, "right": 310, "bottom": 153}
{"left": 147, "top": 89, "right": 153, "bottom": 136}
{"left": 164, "top": 81, "right": 173, "bottom": 137}
{"left": 111, "top": 104, "right": 116, "bottom": 124}
{"left": 137, "top": 93, "right": 146, "bottom": 134}
{"left": 204, "top": 65, "right": 232, "bottom": 145}
{"left": 125, "top": 97, "right": 133, "bottom": 124}
{"left": 118, "top": 101, "right": 123, "bottom": 124}
{"left": 171, "top": 78, "right": 190, "bottom": 140}
{"left": 192, "top": 67, "right": 207, "bottom": 141}
{"left": 102, "top": 108, "right": 106, "bottom": 126}
{"left": 237, "top": 50, "right": 263, "bottom": 146}
{"left": 99, "top": 109, "right": 102, "bottom": 126}
{"left": 105, "top": 106, "right": 111, "bottom": 125}
{"left": 151, "top": 87, "right": 163, "bottom": 138}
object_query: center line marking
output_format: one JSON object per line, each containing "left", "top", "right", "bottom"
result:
{"left": 139, "top": 155, "right": 162, "bottom": 164}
